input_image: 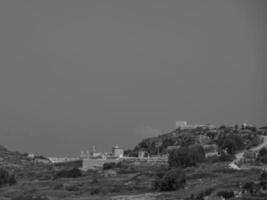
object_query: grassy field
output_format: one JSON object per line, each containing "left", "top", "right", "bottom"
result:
{"left": 0, "top": 161, "right": 264, "bottom": 200}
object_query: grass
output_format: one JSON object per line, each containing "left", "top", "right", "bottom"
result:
{"left": 0, "top": 161, "right": 264, "bottom": 200}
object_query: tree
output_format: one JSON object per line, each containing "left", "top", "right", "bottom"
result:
{"left": 168, "top": 145, "right": 205, "bottom": 168}
{"left": 181, "top": 135, "right": 196, "bottom": 147}
{"left": 217, "top": 190, "right": 234, "bottom": 199}
{"left": 154, "top": 168, "right": 186, "bottom": 191}
{"left": 257, "top": 148, "right": 267, "bottom": 163}
{"left": 217, "top": 134, "right": 244, "bottom": 154}
{"left": 0, "top": 168, "right": 16, "bottom": 186}
{"left": 53, "top": 168, "right": 82, "bottom": 179}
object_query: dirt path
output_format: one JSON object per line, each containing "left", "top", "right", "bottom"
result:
{"left": 229, "top": 135, "right": 267, "bottom": 170}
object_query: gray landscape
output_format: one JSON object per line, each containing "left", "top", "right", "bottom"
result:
{"left": 0, "top": 1, "right": 266, "bottom": 200}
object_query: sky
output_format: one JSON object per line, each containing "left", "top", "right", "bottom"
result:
{"left": 0, "top": 0, "right": 266, "bottom": 156}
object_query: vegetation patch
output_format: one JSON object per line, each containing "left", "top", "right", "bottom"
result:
{"left": 154, "top": 168, "right": 186, "bottom": 191}
{"left": 53, "top": 168, "right": 82, "bottom": 179}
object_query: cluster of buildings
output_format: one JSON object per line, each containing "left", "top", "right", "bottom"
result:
{"left": 175, "top": 121, "right": 215, "bottom": 130}
{"left": 80, "top": 144, "right": 124, "bottom": 160}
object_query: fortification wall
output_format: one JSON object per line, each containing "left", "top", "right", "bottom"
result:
{"left": 82, "top": 158, "right": 120, "bottom": 171}
{"left": 82, "top": 156, "right": 168, "bottom": 171}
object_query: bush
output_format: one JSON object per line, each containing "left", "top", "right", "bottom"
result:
{"left": 205, "top": 155, "right": 220, "bottom": 163}
{"left": 217, "top": 134, "right": 244, "bottom": 154}
{"left": 8, "top": 174, "right": 17, "bottom": 185}
{"left": 195, "top": 187, "right": 216, "bottom": 200}
{"left": 65, "top": 184, "right": 80, "bottom": 191}
{"left": 53, "top": 168, "right": 82, "bottom": 179}
{"left": 90, "top": 187, "right": 101, "bottom": 195}
{"left": 260, "top": 171, "right": 267, "bottom": 181}
{"left": 168, "top": 145, "right": 205, "bottom": 168}
{"left": 0, "top": 168, "right": 16, "bottom": 186}
{"left": 259, "top": 181, "right": 267, "bottom": 190}
{"left": 219, "top": 152, "right": 235, "bottom": 161}
{"left": 216, "top": 190, "right": 234, "bottom": 199}
{"left": 154, "top": 168, "right": 186, "bottom": 191}
{"left": 243, "top": 182, "right": 259, "bottom": 194}
{"left": 91, "top": 178, "right": 99, "bottom": 184}
{"left": 53, "top": 183, "right": 63, "bottom": 190}
{"left": 257, "top": 148, "right": 267, "bottom": 163}
{"left": 103, "top": 162, "right": 117, "bottom": 170}
{"left": 111, "top": 185, "right": 122, "bottom": 193}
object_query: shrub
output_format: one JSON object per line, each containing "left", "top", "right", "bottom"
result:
{"left": 8, "top": 174, "right": 17, "bottom": 185}
{"left": 257, "top": 148, "right": 267, "bottom": 163}
{"left": 260, "top": 171, "right": 267, "bottom": 181}
{"left": 103, "top": 162, "right": 117, "bottom": 170}
{"left": 216, "top": 190, "right": 234, "bottom": 199}
{"left": 219, "top": 152, "right": 235, "bottom": 161}
{"left": 168, "top": 145, "right": 205, "bottom": 168}
{"left": 65, "top": 184, "right": 80, "bottom": 191}
{"left": 0, "top": 168, "right": 16, "bottom": 186}
{"left": 154, "top": 168, "right": 186, "bottom": 191}
{"left": 217, "top": 134, "right": 244, "bottom": 154}
{"left": 53, "top": 183, "right": 63, "bottom": 190}
{"left": 195, "top": 187, "right": 216, "bottom": 200}
{"left": 91, "top": 178, "right": 99, "bottom": 184}
{"left": 243, "top": 182, "right": 259, "bottom": 194}
{"left": 90, "top": 187, "right": 101, "bottom": 195}
{"left": 259, "top": 181, "right": 267, "bottom": 190}
{"left": 111, "top": 185, "right": 122, "bottom": 193}
{"left": 53, "top": 168, "right": 82, "bottom": 179}
{"left": 205, "top": 155, "right": 220, "bottom": 163}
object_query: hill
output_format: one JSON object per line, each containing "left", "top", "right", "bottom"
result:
{"left": 130, "top": 125, "right": 264, "bottom": 156}
{"left": 0, "top": 144, "right": 52, "bottom": 181}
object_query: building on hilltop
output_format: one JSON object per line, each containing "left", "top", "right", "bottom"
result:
{"left": 90, "top": 145, "right": 102, "bottom": 158}
{"left": 80, "top": 146, "right": 102, "bottom": 159}
{"left": 112, "top": 144, "right": 124, "bottom": 158}
{"left": 176, "top": 121, "right": 188, "bottom": 129}
{"left": 176, "top": 121, "right": 215, "bottom": 130}
{"left": 138, "top": 150, "right": 150, "bottom": 158}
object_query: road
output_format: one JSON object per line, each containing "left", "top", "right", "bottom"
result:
{"left": 229, "top": 135, "right": 267, "bottom": 170}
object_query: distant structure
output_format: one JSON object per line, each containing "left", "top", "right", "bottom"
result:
{"left": 80, "top": 144, "right": 124, "bottom": 160}
{"left": 242, "top": 123, "right": 255, "bottom": 129}
{"left": 138, "top": 150, "right": 146, "bottom": 158}
{"left": 176, "top": 121, "right": 215, "bottom": 130}
{"left": 112, "top": 144, "right": 124, "bottom": 158}
{"left": 81, "top": 144, "right": 124, "bottom": 170}
{"left": 27, "top": 153, "right": 35, "bottom": 159}
{"left": 90, "top": 145, "right": 102, "bottom": 158}
{"left": 175, "top": 121, "right": 188, "bottom": 129}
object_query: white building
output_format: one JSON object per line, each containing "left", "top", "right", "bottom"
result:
{"left": 175, "top": 121, "right": 188, "bottom": 129}
{"left": 112, "top": 144, "right": 124, "bottom": 158}
{"left": 176, "top": 121, "right": 214, "bottom": 130}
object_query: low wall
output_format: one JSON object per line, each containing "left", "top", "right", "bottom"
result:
{"left": 82, "top": 158, "right": 120, "bottom": 171}
{"left": 82, "top": 156, "right": 168, "bottom": 171}
{"left": 122, "top": 157, "right": 168, "bottom": 166}
{"left": 54, "top": 159, "right": 83, "bottom": 169}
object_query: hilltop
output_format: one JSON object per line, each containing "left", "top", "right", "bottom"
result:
{"left": 129, "top": 124, "right": 265, "bottom": 156}
{"left": 0, "top": 144, "right": 52, "bottom": 181}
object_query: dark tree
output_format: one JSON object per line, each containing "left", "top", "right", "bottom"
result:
{"left": 154, "top": 168, "right": 186, "bottom": 191}
{"left": 168, "top": 144, "right": 205, "bottom": 168}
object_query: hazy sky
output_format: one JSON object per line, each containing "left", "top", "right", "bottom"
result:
{"left": 0, "top": 0, "right": 266, "bottom": 156}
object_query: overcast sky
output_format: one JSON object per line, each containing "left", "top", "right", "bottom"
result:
{"left": 0, "top": 0, "right": 266, "bottom": 156}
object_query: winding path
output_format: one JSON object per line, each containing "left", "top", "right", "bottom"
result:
{"left": 229, "top": 135, "right": 267, "bottom": 170}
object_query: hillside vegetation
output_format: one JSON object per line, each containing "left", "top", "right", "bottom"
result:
{"left": 130, "top": 125, "right": 263, "bottom": 156}
{"left": 0, "top": 124, "right": 267, "bottom": 199}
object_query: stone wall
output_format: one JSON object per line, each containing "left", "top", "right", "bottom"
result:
{"left": 82, "top": 158, "right": 120, "bottom": 171}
